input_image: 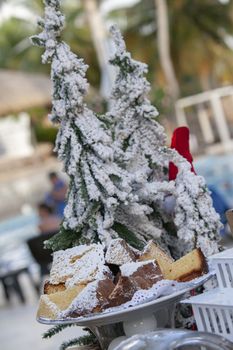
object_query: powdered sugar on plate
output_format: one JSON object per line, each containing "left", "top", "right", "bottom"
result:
{"left": 109, "top": 280, "right": 183, "bottom": 311}
{"left": 38, "top": 271, "right": 214, "bottom": 324}
{"left": 103, "top": 272, "right": 214, "bottom": 314}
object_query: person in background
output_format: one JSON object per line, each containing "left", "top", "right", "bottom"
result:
{"left": 208, "top": 185, "right": 230, "bottom": 236}
{"left": 38, "top": 203, "right": 61, "bottom": 234}
{"left": 45, "top": 171, "right": 67, "bottom": 218}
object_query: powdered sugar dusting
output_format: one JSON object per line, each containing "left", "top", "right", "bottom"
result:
{"left": 105, "top": 238, "right": 135, "bottom": 265}
{"left": 123, "top": 280, "right": 181, "bottom": 307}
{"left": 40, "top": 272, "right": 212, "bottom": 320}
{"left": 103, "top": 273, "right": 212, "bottom": 314}
{"left": 42, "top": 295, "right": 61, "bottom": 317}
{"left": 120, "top": 260, "right": 156, "bottom": 277}
{"left": 49, "top": 243, "right": 111, "bottom": 287}
{"left": 59, "top": 281, "right": 99, "bottom": 318}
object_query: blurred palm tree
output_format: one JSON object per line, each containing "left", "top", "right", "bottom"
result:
{"left": 82, "top": 0, "right": 115, "bottom": 98}
{"left": 1, "top": 0, "right": 232, "bottom": 99}
{"left": 155, "top": 0, "right": 180, "bottom": 101}
{"left": 0, "top": 0, "right": 101, "bottom": 86}
{"left": 109, "top": 0, "right": 233, "bottom": 98}
{"left": 168, "top": 0, "right": 233, "bottom": 94}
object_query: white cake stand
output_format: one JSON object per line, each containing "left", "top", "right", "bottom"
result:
{"left": 38, "top": 273, "right": 213, "bottom": 349}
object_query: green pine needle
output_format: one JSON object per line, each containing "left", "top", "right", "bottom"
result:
{"left": 60, "top": 334, "right": 98, "bottom": 350}
{"left": 113, "top": 222, "right": 144, "bottom": 250}
{"left": 44, "top": 226, "right": 82, "bottom": 251}
{"left": 43, "top": 324, "right": 75, "bottom": 339}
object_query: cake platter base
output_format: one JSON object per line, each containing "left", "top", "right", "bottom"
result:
{"left": 38, "top": 273, "right": 213, "bottom": 350}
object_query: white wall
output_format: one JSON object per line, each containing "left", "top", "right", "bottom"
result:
{"left": 0, "top": 113, "right": 34, "bottom": 158}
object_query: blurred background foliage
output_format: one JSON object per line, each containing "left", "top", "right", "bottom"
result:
{"left": 0, "top": 0, "right": 232, "bottom": 143}
{"left": 113, "top": 0, "right": 233, "bottom": 95}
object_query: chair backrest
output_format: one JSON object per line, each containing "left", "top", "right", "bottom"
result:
{"left": 27, "top": 232, "right": 56, "bottom": 266}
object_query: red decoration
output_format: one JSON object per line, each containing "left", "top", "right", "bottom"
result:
{"left": 169, "top": 126, "right": 196, "bottom": 181}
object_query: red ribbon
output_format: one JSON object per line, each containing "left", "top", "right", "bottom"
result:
{"left": 169, "top": 126, "right": 196, "bottom": 181}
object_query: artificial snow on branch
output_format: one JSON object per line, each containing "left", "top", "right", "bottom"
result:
{"left": 108, "top": 25, "right": 167, "bottom": 181}
{"left": 108, "top": 25, "right": 221, "bottom": 258}
{"left": 31, "top": 1, "right": 143, "bottom": 250}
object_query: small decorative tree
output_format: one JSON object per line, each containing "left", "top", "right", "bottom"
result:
{"left": 108, "top": 26, "right": 167, "bottom": 181}
{"left": 31, "top": 0, "right": 147, "bottom": 252}
{"left": 108, "top": 25, "right": 221, "bottom": 258}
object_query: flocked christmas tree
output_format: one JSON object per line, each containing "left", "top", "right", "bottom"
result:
{"left": 31, "top": 0, "right": 132, "bottom": 251}
{"left": 108, "top": 26, "right": 221, "bottom": 258}
{"left": 31, "top": 0, "right": 160, "bottom": 252}
{"left": 107, "top": 25, "right": 171, "bottom": 252}
{"left": 32, "top": 1, "right": 221, "bottom": 257}
{"left": 108, "top": 25, "right": 167, "bottom": 181}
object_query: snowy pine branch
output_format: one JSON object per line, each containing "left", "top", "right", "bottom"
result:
{"left": 108, "top": 25, "right": 221, "bottom": 257}
{"left": 43, "top": 324, "right": 75, "bottom": 339}
{"left": 60, "top": 334, "right": 98, "bottom": 350}
{"left": 31, "top": 0, "right": 64, "bottom": 63}
{"left": 32, "top": 3, "right": 146, "bottom": 250}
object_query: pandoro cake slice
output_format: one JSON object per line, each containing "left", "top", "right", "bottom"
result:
{"left": 120, "top": 260, "right": 163, "bottom": 289}
{"left": 139, "top": 240, "right": 174, "bottom": 276}
{"left": 105, "top": 238, "right": 136, "bottom": 266}
{"left": 161, "top": 248, "right": 208, "bottom": 282}
{"left": 44, "top": 281, "right": 66, "bottom": 295}
{"left": 60, "top": 279, "right": 115, "bottom": 318}
{"left": 37, "top": 284, "right": 86, "bottom": 319}
{"left": 48, "top": 243, "right": 112, "bottom": 288}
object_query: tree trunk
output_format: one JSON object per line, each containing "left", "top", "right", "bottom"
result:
{"left": 82, "top": 0, "right": 114, "bottom": 98}
{"left": 155, "top": 0, "right": 180, "bottom": 101}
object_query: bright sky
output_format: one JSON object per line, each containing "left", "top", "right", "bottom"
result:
{"left": 101, "top": 0, "right": 140, "bottom": 14}
{"left": 0, "top": 0, "right": 141, "bottom": 24}
{"left": 0, "top": 1, "right": 36, "bottom": 24}
{"left": 0, "top": 0, "right": 231, "bottom": 33}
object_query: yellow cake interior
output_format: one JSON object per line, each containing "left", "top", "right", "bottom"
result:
{"left": 37, "top": 284, "right": 86, "bottom": 319}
